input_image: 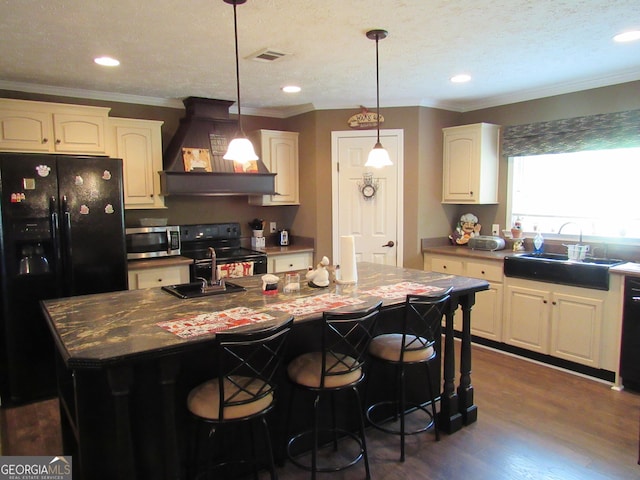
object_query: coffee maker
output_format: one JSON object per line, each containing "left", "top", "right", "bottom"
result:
{"left": 278, "top": 229, "right": 289, "bottom": 246}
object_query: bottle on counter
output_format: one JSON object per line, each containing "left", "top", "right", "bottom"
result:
{"left": 533, "top": 226, "right": 544, "bottom": 254}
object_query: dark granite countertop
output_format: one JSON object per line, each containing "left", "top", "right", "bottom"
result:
{"left": 42, "top": 262, "right": 488, "bottom": 369}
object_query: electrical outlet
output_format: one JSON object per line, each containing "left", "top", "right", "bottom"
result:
{"left": 492, "top": 224, "right": 500, "bottom": 236}
{"left": 269, "top": 222, "right": 277, "bottom": 233}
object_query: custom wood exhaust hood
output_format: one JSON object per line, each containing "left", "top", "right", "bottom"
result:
{"left": 160, "top": 97, "right": 276, "bottom": 196}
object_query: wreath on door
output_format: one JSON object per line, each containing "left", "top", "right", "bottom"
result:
{"left": 357, "top": 173, "right": 379, "bottom": 200}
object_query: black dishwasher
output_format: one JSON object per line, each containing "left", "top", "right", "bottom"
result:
{"left": 621, "top": 277, "right": 640, "bottom": 391}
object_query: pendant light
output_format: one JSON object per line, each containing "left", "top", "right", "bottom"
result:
{"left": 365, "top": 29, "right": 392, "bottom": 168}
{"left": 223, "top": 0, "right": 258, "bottom": 164}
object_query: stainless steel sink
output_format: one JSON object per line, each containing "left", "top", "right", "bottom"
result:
{"left": 504, "top": 253, "right": 625, "bottom": 290}
{"left": 162, "top": 281, "right": 245, "bottom": 299}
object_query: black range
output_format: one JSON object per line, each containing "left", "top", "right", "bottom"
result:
{"left": 179, "top": 223, "right": 268, "bottom": 280}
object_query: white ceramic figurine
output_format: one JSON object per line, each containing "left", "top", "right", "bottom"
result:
{"left": 306, "top": 256, "right": 331, "bottom": 288}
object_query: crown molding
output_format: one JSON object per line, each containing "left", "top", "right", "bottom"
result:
{"left": 453, "top": 69, "right": 640, "bottom": 112}
{"left": 0, "top": 80, "right": 185, "bottom": 109}
{"left": 2, "top": 69, "right": 639, "bottom": 118}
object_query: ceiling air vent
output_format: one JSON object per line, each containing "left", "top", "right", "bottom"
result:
{"left": 248, "top": 48, "right": 289, "bottom": 62}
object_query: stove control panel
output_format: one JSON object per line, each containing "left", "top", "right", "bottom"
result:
{"left": 180, "top": 223, "right": 241, "bottom": 242}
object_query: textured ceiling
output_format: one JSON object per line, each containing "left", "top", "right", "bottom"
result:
{"left": 0, "top": 0, "right": 639, "bottom": 116}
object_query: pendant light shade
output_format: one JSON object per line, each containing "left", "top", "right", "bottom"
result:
{"left": 224, "top": 137, "right": 258, "bottom": 161}
{"left": 365, "top": 29, "right": 392, "bottom": 168}
{"left": 223, "top": 0, "right": 257, "bottom": 164}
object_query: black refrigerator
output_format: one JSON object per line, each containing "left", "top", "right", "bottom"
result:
{"left": 0, "top": 153, "right": 128, "bottom": 405}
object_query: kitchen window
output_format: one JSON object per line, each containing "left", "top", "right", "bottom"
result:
{"left": 508, "top": 147, "right": 640, "bottom": 239}
{"left": 503, "top": 109, "right": 640, "bottom": 240}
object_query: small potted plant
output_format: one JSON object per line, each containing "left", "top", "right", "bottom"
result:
{"left": 249, "top": 218, "right": 264, "bottom": 237}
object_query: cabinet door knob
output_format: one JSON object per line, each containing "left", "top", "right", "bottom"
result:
{"left": 42, "top": 137, "right": 48, "bottom": 144}
{"left": 55, "top": 139, "right": 61, "bottom": 144}
{"left": 157, "top": 278, "right": 163, "bottom": 282}
{"left": 552, "top": 301, "right": 557, "bottom": 305}
{"left": 543, "top": 300, "right": 548, "bottom": 304}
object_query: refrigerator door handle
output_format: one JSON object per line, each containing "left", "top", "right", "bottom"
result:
{"left": 49, "top": 196, "right": 64, "bottom": 297}
{"left": 61, "top": 195, "right": 74, "bottom": 295}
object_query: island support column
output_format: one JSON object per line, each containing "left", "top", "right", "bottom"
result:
{"left": 438, "top": 298, "right": 463, "bottom": 433}
{"left": 158, "top": 357, "right": 181, "bottom": 480}
{"left": 457, "top": 292, "right": 478, "bottom": 425}
{"left": 107, "top": 367, "right": 137, "bottom": 479}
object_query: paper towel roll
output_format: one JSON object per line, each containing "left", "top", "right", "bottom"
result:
{"left": 340, "top": 235, "right": 358, "bottom": 284}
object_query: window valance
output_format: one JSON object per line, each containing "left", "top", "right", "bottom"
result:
{"left": 502, "top": 109, "right": 640, "bottom": 157}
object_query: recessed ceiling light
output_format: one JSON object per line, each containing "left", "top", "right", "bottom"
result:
{"left": 282, "top": 85, "right": 301, "bottom": 93}
{"left": 94, "top": 56, "right": 120, "bottom": 67}
{"left": 450, "top": 74, "right": 471, "bottom": 83}
{"left": 613, "top": 30, "right": 640, "bottom": 43}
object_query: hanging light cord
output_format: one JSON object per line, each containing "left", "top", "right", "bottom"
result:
{"left": 231, "top": 1, "right": 244, "bottom": 135}
{"left": 374, "top": 32, "right": 381, "bottom": 145}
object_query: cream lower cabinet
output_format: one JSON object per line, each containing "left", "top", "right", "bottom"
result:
{"left": 249, "top": 130, "right": 299, "bottom": 206}
{"left": 465, "top": 261, "right": 504, "bottom": 341}
{"left": 425, "top": 255, "right": 503, "bottom": 339}
{"left": 107, "top": 117, "right": 165, "bottom": 209}
{"left": 504, "top": 279, "right": 605, "bottom": 367}
{"left": 128, "top": 264, "right": 190, "bottom": 290}
{"left": 503, "top": 284, "right": 551, "bottom": 354}
{"left": 268, "top": 252, "right": 313, "bottom": 274}
{"left": 0, "top": 98, "right": 109, "bottom": 154}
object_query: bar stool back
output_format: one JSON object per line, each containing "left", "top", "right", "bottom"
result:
{"left": 366, "top": 287, "right": 452, "bottom": 461}
{"left": 186, "top": 316, "right": 294, "bottom": 480}
{"left": 286, "top": 299, "right": 382, "bottom": 479}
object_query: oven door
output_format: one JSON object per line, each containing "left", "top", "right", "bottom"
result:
{"left": 192, "top": 255, "right": 267, "bottom": 281}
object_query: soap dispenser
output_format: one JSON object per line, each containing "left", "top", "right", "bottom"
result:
{"left": 533, "top": 226, "right": 544, "bottom": 254}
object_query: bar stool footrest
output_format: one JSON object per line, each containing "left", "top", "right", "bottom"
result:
{"left": 366, "top": 400, "right": 435, "bottom": 436}
{"left": 286, "top": 428, "right": 365, "bottom": 473}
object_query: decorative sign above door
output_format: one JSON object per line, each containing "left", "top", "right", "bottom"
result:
{"left": 348, "top": 106, "right": 385, "bottom": 129}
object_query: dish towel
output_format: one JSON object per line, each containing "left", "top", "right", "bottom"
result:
{"left": 217, "top": 261, "right": 255, "bottom": 278}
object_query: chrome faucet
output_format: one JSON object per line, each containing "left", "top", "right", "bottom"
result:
{"left": 558, "top": 222, "right": 583, "bottom": 243}
{"left": 209, "top": 247, "right": 217, "bottom": 285}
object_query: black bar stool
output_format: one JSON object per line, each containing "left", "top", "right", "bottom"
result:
{"left": 185, "top": 316, "right": 294, "bottom": 480}
{"left": 365, "top": 287, "right": 452, "bottom": 461}
{"left": 285, "top": 299, "right": 382, "bottom": 479}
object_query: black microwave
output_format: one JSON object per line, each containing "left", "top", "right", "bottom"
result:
{"left": 125, "top": 226, "right": 181, "bottom": 260}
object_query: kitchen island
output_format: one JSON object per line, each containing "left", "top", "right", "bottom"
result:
{"left": 42, "top": 262, "right": 488, "bottom": 480}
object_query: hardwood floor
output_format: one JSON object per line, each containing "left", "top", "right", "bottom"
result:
{"left": 1, "top": 342, "right": 639, "bottom": 479}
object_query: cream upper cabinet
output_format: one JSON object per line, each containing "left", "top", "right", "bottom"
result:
{"left": 249, "top": 129, "right": 299, "bottom": 206}
{"left": 442, "top": 123, "right": 500, "bottom": 204}
{"left": 107, "top": 117, "right": 165, "bottom": 209}
{"left": 0, "top": 98, "right": 109, "bottom": 154}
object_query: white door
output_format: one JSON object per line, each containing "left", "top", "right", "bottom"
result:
{"left": 331, "top": 130, "right": 403, "bottom": 266}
